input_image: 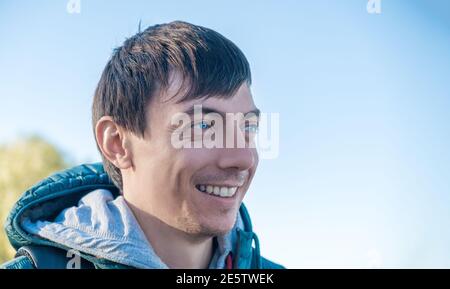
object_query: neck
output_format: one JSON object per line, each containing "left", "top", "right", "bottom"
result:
{"left": 126, "top": 202, "right": 214, "bottom": 269}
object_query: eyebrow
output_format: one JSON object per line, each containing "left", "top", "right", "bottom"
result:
{"left": 183, "top": 106, "right": 261, "bottom": 118}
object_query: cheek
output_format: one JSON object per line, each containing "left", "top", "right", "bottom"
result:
{"left": 130, "top": 138, "right": 178, "bottom": 195}
{"left": 182, "top": 148, "right": 217, "bottom": 167}
{"left": 244, "top": 149, "right": 259, "bottom": 180}
{"left": 136, "top": 146, "right": 206, "bottom": 196}
{"left": 252, "top": 148, "right": 259, "bottom": 168}
{"left": 170, "top": 149, "right": 217, "bottom": 203}
{"left": 171, "top": 149, "right": 213, "bottom": 194}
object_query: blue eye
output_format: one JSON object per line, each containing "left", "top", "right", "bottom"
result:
{"left": 193, "top": 120, "right": 212, "bottom": 130}
{"left": 245, "top": 124, "right": 259, "bottom": 133}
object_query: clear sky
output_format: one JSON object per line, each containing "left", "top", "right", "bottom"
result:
{"left": 1, "top": 0, "right": 450, "bottom": 268}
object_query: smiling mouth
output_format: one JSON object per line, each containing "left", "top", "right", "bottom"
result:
{"left": 195, "top": 184, "right": 239, "bottom": 198}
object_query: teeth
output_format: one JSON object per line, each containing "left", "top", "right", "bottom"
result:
{"left": 196, "top": 184, "right": 238, "bottom": 198}
{"left": 228, "top": 187, "right": 237, "bottom": 195}
{"left": 220, "top": 187, "right": 228, "bottom": 197}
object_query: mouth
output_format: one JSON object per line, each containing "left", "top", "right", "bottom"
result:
{"left": 195, "top": 184, "right": 240, "bottom": 198}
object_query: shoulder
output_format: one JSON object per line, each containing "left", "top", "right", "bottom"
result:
{"left": 0, "top": 256, "right": 35, "bottom": 269}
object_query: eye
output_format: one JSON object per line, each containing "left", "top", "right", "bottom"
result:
{"left": 244, "top": 124, "right": 259, "bottom": 133}
{"left": 192, "top": 120, "right": 213, "bottom": 130}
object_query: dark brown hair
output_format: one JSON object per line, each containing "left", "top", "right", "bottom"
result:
{"left": 92, "top": 21, "right": 252, "bottom": 191}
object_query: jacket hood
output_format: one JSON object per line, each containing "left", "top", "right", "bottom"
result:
{"left": 4, "top": 163, "right": 261, "bottom": 268}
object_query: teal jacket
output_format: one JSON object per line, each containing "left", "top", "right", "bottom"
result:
{"left": 1, "top": 163, "right": 284, "bottom": 269}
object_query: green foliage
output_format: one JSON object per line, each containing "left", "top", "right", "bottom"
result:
{"left": 0, "top": 136, "right": 69, "bottom": 263}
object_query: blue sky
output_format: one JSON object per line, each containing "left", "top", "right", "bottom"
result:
{"left": 1, "top": 0, "right": 450, "bottom": 268}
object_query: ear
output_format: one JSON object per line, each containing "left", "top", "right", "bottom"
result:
{"left": 95, "top": 116, "right": 133, "bottom": 170}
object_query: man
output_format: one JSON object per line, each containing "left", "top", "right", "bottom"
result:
{"left": 1, "top": 21, "right": 283, "bottom": 269}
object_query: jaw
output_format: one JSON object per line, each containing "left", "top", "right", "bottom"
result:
{"left": 183, "top": 183, "right": 245, "bottom": 235}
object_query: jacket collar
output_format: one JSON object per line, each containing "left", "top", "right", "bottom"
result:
{"left": 5, "top": 163, "right": 260, "bottom": 268}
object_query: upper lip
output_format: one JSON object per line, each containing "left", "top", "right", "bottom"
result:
{"left": 196, "top": 182, "right": 244, "bottom": 187}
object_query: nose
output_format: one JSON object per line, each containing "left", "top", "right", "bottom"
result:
{"left": 216, "top": 147, "right": 257, "bottom": 172}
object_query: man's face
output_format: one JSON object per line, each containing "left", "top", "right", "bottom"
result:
{"left": 123, "top": 75, "right": 259, "bottom": 236}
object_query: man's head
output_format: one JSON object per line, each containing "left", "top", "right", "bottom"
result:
{"left": 92, "top": 21, "right": 259, "bottom": 236}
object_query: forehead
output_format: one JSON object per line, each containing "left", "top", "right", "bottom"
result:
{"left": 153, "top": 72, "right": 256, "bottom": 115}
{"left": 197, "top": 84, "right": 256, "bottom": 113}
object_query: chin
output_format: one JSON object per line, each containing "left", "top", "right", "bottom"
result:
{"left": 173, "top": 213, "right": 235, "bottom": 236}
{"left": 198, "top": 214, "right": 238, "bottom": 236}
